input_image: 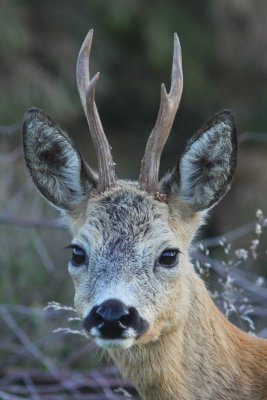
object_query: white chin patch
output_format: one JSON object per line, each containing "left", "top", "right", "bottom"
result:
{"left": 95, "top": 337, "right": 135, "bottom": 349}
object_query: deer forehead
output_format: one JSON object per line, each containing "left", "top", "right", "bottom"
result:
{"left": 68, "top": 186, "right": 184, "bottom": 252}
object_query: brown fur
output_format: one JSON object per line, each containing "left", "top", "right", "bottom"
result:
{"left": 110, "top": 270, "right": 267, "bottom": 400}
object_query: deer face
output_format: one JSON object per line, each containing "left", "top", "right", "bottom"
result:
{"left": 23, "top": 31, "right": 237, "bottom": 349}
{"left": 67, "top": 186, "right": 195, "bottom": 348}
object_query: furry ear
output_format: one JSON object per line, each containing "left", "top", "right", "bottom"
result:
{"left": 161, "top": 110, "right": 237, "bottom": 211}
{"left": 23, "top": 108, "right": 98, "bottom": 210}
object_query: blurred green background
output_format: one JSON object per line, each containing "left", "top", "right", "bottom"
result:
{"left": 0, "top": 0, "right": 267, "bottom": 394}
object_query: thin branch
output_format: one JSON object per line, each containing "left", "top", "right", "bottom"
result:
{"left": 0, "top": 123, "right": 21, "bottom": 135}
{"left": 0, "top": 146, "right": 22, "bottom": 163}
{"left": 90, "top": 370, "right": 119, "bottom": 400}
{"left": 0, "top": 368, "right": 136, "bottom": 399}
{"left": 0, "top": 215, "right": 65, "bottom": 230}
{"left": 251, "top": 307, "right": 267, "bottom": 318}
{"left": 195, "top": 221, "right": 256, "bottom": 248}
{"left": 0, "top": 391, "right": 27, "bottom": 400}
{"left": 63, "top": 342, "right": 96, "bottom": 367}
{"left": 0, "top": 305, "right": 44, "bottom": 317}
{"left": 239, "top": 132, "right": 267, "bottom": 144}
{"left": 29, "top": 231, "right": 55, "bottom": 271}
{"left": 0, "top": 307, "right": 57, "bottom": 373}
{"left": 192, "top": 250, "right": 267, "bottom": 300}
{"left": 3, "top": 179, "right": 32, "bottom": 215}
{"left": 23, "top": 374, "right": 41, "bottom": 400}
{"left": 258, "top": 327, "right": 267, "bottom": 339}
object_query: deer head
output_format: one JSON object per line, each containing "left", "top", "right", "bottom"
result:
{"left": 23, "top": 30, "right": 237, "bottom": 350}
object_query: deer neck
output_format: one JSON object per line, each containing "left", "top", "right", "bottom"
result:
{"left": 109, "top": 272, "right": 247, "bottom": 400}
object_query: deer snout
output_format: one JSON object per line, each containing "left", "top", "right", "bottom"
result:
{"left": 83, "top": 299, "right": 149, "bottom": 344}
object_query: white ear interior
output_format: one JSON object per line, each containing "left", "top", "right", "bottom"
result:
{"left": 179, "top": 121, "right": 233, "bottom": 210}
{"left": 39, "top": 122, "right": 83, "bottom": 198}
{"left": 23, "top": 109, "right": 95, "bottom": 210}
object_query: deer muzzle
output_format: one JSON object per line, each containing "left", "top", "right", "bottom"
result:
{"left": 83, "top": 298, "right": 149, "bottom": 348}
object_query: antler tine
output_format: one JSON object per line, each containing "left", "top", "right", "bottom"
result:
{"left": 139, "top": 33, "right": 183, "bottom": 193}
{"left": 76, "top": 29, "right": 115, "bottom": 193}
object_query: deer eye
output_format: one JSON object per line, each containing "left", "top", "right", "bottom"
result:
{"left": 158, "top": 248, "right": 180, "bottom": 268}
{"left": 71, "top": 246, "right": 86, "bottom": 267}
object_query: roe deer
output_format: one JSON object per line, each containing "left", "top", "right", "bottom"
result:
{"left": 23, "top": 30, "right": 267, "bottom": 400}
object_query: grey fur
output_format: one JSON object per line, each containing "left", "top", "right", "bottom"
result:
{"left": 23, "top": 108, "right": 97, "bottom": 210}
{"left": 161, "top": 110, "right": 237, "bottom": 211}
{"left": 68, "top": 184, "right": 183, "bottom": 333}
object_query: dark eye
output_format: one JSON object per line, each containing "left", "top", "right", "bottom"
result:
{"left": 71, "top": 246, "right": 86, "bottom": 267}
{"left": 158, "top": 248, "right": 179, "bottom": 268}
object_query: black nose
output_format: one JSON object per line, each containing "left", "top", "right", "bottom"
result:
{"left": 83, "top": 299, "right": 149, "bottom": 339}
{"left": 96, "top": 299, "right": 130, "bottom": 323}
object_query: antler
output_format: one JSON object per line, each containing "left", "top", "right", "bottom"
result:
{"left": 76, "top": 29, "right": 115, "bottom": 193}
{"left": 139, "top": 33, "right": 183, "bottom": 193}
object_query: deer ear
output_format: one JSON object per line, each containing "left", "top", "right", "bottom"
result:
{"left": 23, "top": 108, "right": 98, "bottom": 211}
{"left": 161, "top": 110, "right": 237, "bottom": 211}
